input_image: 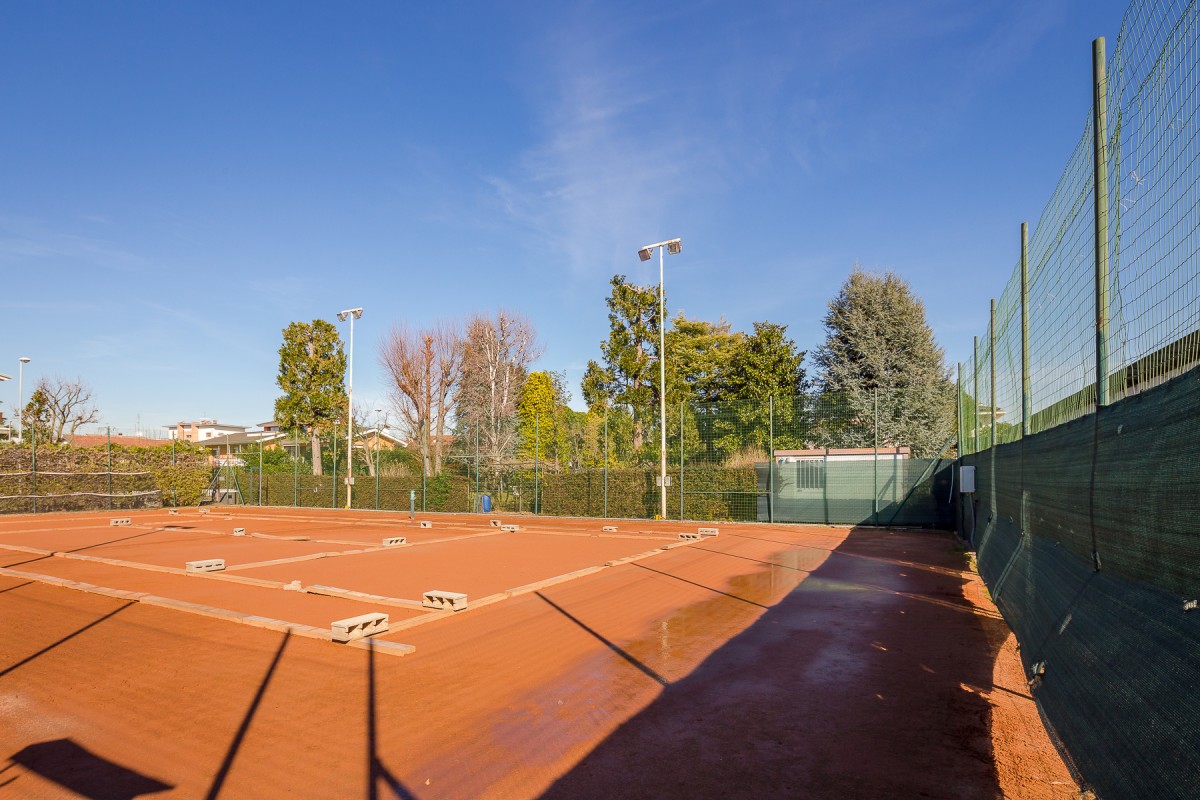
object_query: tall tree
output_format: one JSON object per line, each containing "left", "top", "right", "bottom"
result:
{"left": 582, "top": 275, "right": 661, "bottom": 456}
{"left": 380, "top": 322, "right": 462, "bottom": 477}
{"left": 813, "top": 267, "right": 955, "bottom": 456}
{"left": 663, "top": 314, "right": 742, "bottom": 405}
{"left": 516, "top": 371, "right": 570, "bottom": 469}
{"left": 274, "top": 320, "right": 347, "bottom": 475}
{"left": 23, "top": 376, "right": 101, "bottom": 442}
{"left": 712, "top": 322, "right": 808, "bottom": 455}
{"left": 457, "top": 311, "right": 540, "bottom": 470}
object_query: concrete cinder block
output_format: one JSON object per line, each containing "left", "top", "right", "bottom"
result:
{"left": 601, "top": 525, "right": 617, "bottom": 532}
{"left": 283, "top": 580, "right": 304, "bottom": 592}
{"left": 678, "top": 532, "right": 703, "bottom": 541}
{"left": 109, "top": 518, "right": 131, "bottom": 527}
{"left": 185, "top": 558, "right": 226, "bottom": 573}
{"left": 167, "top": 509, "right": 180, "bottom": 516}
{"left": 697, "top": 527, "right": 719, "bottom": 537}
{"left": 422, "top": 590, "right": 468, "bottom": 611}
{"left": 198, "top": 508, "right": 210, "bottom": 515}
{"left": 381, "top": 536, "right": 407, "bottom": 547}
{"left": 419, "top": 521, "right": 432, "bottom": 529}
{"left": 501, "top": 524, "right": 519, "bottom": 532}
{"left": 331, "top": 612, "right": 389, "bottom": 643}
{"left": 232, "top": 528, "right": 246, "bottom": 535}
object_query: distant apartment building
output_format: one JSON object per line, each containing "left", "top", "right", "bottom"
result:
{"left": 166, "top": 419, "right": 248, "bottom": 442}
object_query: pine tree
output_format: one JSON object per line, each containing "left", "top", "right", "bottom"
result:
{"left": 813, "top": 267, "right": 955, "bottom": 457}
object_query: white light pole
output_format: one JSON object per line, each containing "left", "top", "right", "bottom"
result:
{"left": 17, "top": 357, "right": 30, "bottom": 443}
{"left": 337, "top": 308, "right": 363, "bottom": 509}
{"left": 637, "top": 237, "right": 682, "bottom": 521}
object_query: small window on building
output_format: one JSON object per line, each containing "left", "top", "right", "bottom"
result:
{"left": 796, "top": 459, "right": 825, "bottom": 490}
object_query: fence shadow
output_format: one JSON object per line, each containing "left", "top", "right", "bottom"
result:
{"left": 539, "top": 528, "right": 1009, "bottom": 799}
{"left": 6, "top": 738, "right": 172, "bottom": 799}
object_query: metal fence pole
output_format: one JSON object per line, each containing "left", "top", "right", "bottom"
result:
{"left": 973, "top": 336, "right": 980, "bottom": 453}
{"left": 1020, "top": 221, "right": 1031, "bottom": 435}
{"left": 475, "top": 424, "right": 480, "bottom": 513}
{"left": 603, "top": 405, "right": 608, "bottom": 518}
{"left": 990, "top": 299, "right": 998, "bottom": 451}
{"left": 171, "top": 437, "right": 177, "bottom": 508}
{"left": 679, "top": 400, "right": 685, "bottom": 521}
{"left": 107, "top": 426, "right": 113, "bottom": 510}
{"left": 331, "top": 433, "right": 338, "bottom": 509}
{"left": 293, "top": 429, "right": 299, "bottom": 507}
{"left": 534, "top": 412, "right": 540, "bottom": 515}
{"left": 258, "top": 439, "right": 263, "bottom": 506}
{"left": 1093, "top": 36, "right": 1111, "bottom": 408}
{"left": 768, "top": 395, "right": 775, "bottom": 524}
{"left": 375, "top": 435, "right": 380, "bottom": 511}
{"left": 31, "top": 430, "right": 37, "bottom": 513}
{"left": 957, "top": 363, "right": 964, "bottom": 456}
{"left": 872, "top": 391, "right": 879, "bottom": 525}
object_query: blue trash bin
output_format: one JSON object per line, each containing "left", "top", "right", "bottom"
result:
{"left": 481, "top": 494, "right": 492, "bottom": 513}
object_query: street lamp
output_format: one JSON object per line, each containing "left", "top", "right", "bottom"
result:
{"left": 17, "top": 357, "right": 30, "bottom": 443}
{"left": 336, "top": 308, "right": 363, "bottom": 509}
{"left": 636, "top": 237, "right": 681, "bottom": 521}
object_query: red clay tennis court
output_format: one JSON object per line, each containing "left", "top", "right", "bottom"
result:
{"left": 0, "top": 508, "right": 1078, "bottom": 798}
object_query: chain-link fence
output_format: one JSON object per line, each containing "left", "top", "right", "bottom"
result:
{"left": 221, "top": 390, "right": 955, "bottom": 527}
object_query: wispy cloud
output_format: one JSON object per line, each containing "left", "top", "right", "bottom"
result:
{"left": 0, "top": 215, "right": 146, "bottom": 273}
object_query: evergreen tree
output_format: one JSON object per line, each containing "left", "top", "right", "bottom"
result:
{"left": 813, "top": 267, "right": 955, "bottom": 457}
{"left": 274, "top": 320, "right": 348, "bottom": 475}
{"left": 714, "top": 322, "right": 808, "bottom": 455}
{"left": 516, "top": 371, "right": 570, "bottom": 468}
{"left": 581, "top": 275, "right": 661, "bottom": 458}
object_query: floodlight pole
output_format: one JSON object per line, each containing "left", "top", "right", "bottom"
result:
{"left": 337, "top": 308, "right": 364, "bottom": 509}
{"left": 637, "top": 238, "right": 681, "bottom": 521}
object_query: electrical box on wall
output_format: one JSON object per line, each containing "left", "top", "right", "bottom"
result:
{"left": 960, "top": 466, "right": 976, "bottom": 493}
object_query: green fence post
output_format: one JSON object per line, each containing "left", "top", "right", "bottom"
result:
{"left": 475, "top": 424, "right": 480, "bottom": 513}
{"left": 31, "top": 430, "right": 37, "bottom": 513}
{"left": 107, "top": 426, "right": 113, "bottom": 510}
{"left": 768, "top": 395, "right": 775, "bottom": 524}
{"left": 1093, "top": 36, "right": 1111, "bottom": 408}
{"left": 990, "top": 299, "right": 997, "bottom": 451}
{"left": 872, "top": 391, "right": 879, "bottom": 525}
{"left": 1020, "top": 222, "right": 1031, "bottom": 435}
{"left": 534, "top": 412, "right": 539, "bottom": 515}
{"left": 171, "top": 437, "right": 177, "bottom": 508}
{"left": 258, "top": 439, "right": 263, "bottom": 506}
{"left": 375, "top": 435, "right": 380, "bottom": 511}
{"left": 973, "top": 337, "right": 980, "bottom": 453}
{"left": 678, "top": 400, "right": 684, "bottom": 520}
{"left": 603, "top": 405, "right": 608, "bottom": 518}
{"left": 293, "top": 429, "right": 299, "bottom": 507}
{"left": 331, "top": 433, "right": 338, "bottom": 509}
{"left": 957, "top": 363, "right": 964, "bottom": 456}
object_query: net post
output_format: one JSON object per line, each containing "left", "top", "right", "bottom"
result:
{"left": 1020, "top": 221, "right": 1031, "bottom": 435}
{"left": 1093, "top": 36, "right": 1111, "bottom": 408}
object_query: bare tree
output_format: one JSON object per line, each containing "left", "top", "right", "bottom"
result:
{"left": 27, "top": 376, "right": 101, "bottom": 442}
{"left": 379, "top": 322, "right": 463, "bottom": 477}
{"left": 458, "top": 311, "right": 541, "bottom": 469}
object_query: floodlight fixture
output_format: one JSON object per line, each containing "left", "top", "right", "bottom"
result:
{"left": 638, "top": 248, "right": 653, "bottom": 262}
{"left": 666, "top": 240, "right": 682, "bottom": 255}
{"left": 337, "top": 307, "right": 363, "bottom": 322}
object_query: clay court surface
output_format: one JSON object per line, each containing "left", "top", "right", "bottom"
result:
{"left": 0, "top": 508, "right": 1078, "bottom": 798}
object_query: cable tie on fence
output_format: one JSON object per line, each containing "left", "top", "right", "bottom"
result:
{"left": 1185, "top": 599, "right": 1197, "bottom": 613}
{"left": 1028, "top": 661, "right": 1046, "bottom": 689}
{"left": 1091, "top": 550, "right": 1102, "bottom": 572}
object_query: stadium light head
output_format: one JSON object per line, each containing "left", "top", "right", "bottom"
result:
{"left": 19, "top": 357, "right": 30, "bottom": 364}
{"left": 637, "top": 248, "right": 653, "bottom": 262}
{"left": 666, "top": 239, "right": 682, "bottom": 255}
{"left": 337, "top": 307, "right": 364, "bottom": 322}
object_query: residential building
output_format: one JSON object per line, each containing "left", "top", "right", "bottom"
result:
{"left": 166, "top": 419, "right": 247, "bottom": 443}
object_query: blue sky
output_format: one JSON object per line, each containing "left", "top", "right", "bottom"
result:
{"left": 1, "top": 0, "right": 1130, "bottom": 434}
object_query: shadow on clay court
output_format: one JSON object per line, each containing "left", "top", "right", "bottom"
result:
{"left": 0, "top": 602, "right": 131, "bottom": 679}
{"left": 540, "top": 527, "right": 1010, "bottom": 800}
{"left": 367, "top": 641, "right": 417, "bottom": 800}
{"left": 4, "top": 738, "right": 172, "bottom": 799}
